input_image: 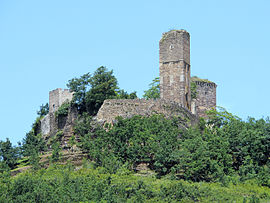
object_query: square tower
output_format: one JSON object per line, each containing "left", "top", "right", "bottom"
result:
{"left": 49, "top": 88, "right": 73, "bottom": 113}
{"left": 159, "top": 30, "right": 191, "bottom": 109}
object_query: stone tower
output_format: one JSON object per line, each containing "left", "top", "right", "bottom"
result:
{"left": 49, "top": 88, "right": 73, "bottom": 113}
{"left": 159, "top": 30, "right": 191, "bottom": 110}
{"left": 191, "top": 77, "right": 217, "bottom": 117}
{"left": 40, "top": 88, "right": 73, "bottom": 136}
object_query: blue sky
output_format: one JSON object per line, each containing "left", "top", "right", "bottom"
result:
{"left": 1, "top": 0, "right": 270, "bottom": 144}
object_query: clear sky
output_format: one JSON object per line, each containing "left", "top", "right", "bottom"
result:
{"left": 1, "top": 0, "right": 270, "bottom": 144}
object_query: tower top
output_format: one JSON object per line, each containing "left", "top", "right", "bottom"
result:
{"left": 159, "top": 29, "right": 190, "bottom": 64}
{"left": 161, "top": 29, "right": 189, "bottom": 36}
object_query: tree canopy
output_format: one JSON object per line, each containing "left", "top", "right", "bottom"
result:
{"left": 67, "top": 66, "right": 137, "bottom": 115}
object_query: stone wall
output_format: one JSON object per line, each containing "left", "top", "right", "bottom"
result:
{"left": 192, "top": 80, "right": 217, "bottom": 117}
{"left": 41, "top": 88, "right": 76, "bottom": 148}
{"left": 49, "top": 88, "right": 73, "bottom": 113}
{"left": 43, "top": 106, "right": 78, "bottom": 148}
{"left": 48, "top": 88, "right": 74, "bottom": 136}
{"left": 159, "top": 30, "right": 191, "bottom": 110}
{"left": 159, "top": 30, "right": 190, "bottom": 64}
{"left": 96, "top": 99, "right": 198, "bottom": 128}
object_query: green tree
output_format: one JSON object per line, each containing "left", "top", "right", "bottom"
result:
{"left": 77, "top": 114, "right": 182, "bottom": 175}
{"left": 176, "top": 125, "right": 233, "bottom": 182}
{"left": 67, "top": 72, "right": 91, "bottom": 113}
{"left": 28, "top": 150, "right": 40, "bottom": 170}
{"left": 37, "top": 103, "right": 49, "bottom": 117}
{"left": 51, "top": 142, "right": 62, "bottom": 163}
{"left": 68, "top": 135, "right": 76, "bottom": 152}
{"left": 22, "top": 131, "right": 46, "bottom": 156}
{"left": 116, "top": 89, "right": 137, "bottom": 99}
{"left": 67, "top": 66, "right": 125, "bottom": 115}
{"left": 85, "top": 66, "right": 118, "bottom": 115}
{"left": 143, "top": 77, "right": 160, "bottom": 99}
{"left": 0, "top": 138, "right": 20, "bottom": 169}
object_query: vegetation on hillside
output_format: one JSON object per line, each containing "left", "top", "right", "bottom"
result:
{"left": 75, "top": 108, "right": 270, "bottom": 186}
{"left": 0, "top": 165, "right": 270, "bottom": 202}
{"left": 0, "top": 67, "right": 270, "bottom": 201}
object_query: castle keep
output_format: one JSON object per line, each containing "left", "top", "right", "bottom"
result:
{"left": 159, "top": 30, "right": 191, "bottom": 110}
{"left": 41, "top": 88, "right": 76, "bottom": 143}
{"left": 41, "top": 30, "right": 217, "bottom": 140}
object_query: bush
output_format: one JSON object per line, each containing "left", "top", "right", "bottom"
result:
{"left": 55, "top": 102, "right": 70, "bottom": 118}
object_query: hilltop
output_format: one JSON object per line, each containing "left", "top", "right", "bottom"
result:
{"left": 0, "top": 30, "right": 270, "bottom": 202}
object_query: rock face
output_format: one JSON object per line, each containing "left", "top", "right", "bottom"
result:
{"left": 96, "top": 99, "right": 198, "bottom": 128}
{"left": 40, "top": 114, "right": 50, "bottom": 135}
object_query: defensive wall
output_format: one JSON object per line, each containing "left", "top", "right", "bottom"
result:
{"left": 96, "top": 99, "right": 198, "bottom": 128}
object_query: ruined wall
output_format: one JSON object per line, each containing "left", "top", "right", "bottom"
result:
{"left": 58, "top": 106, "right": 78, "bottom": 147}
{"left": 96, "top": 99, "right": 198, "bottom": 128}
{"left": 48, "top": 88, "right": 74, "bottom": 136}
{"left": 49, "top": 88, "right": 73, "bottom": 113}
{"left": 41, "top": 88, "right": 75, "bottom": 147}
{"left": 159, "top": 30, "right": 191, "bottom": 110}
{"left": 192, "top": 80, "right": 217, "bottom": 117}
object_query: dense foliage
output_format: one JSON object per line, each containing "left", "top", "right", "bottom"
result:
{"left": 0, "top": 139, "right": 20, "bottom": 170}
{"left": 76, "top": 114, "right": 182, "bottom": 175}
{"left": 67, "top": 66, "right": 137, "bottom": 115}
{"left": 1, "top": 67, "right": 270, "bottom": 201}
{"left": 75, "top": 108, "right": 270, "bottom": 187}
{"left": 55, "top": 102, "right": 70, "bottom": 118}
{"left": 0, "top": 165, "right": 269, "bottom": 202}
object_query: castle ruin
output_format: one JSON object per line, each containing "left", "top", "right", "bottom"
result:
{"left": 159, "top": 30, "right": 191, "bottom": 109}
{"left": 41, "top": 88, "right": 76, "bottom": 143}
{"left": 41, "top": 30, "right": 217, "bottom": 140}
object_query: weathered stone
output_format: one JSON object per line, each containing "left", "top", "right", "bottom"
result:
{"left": 40, "top": 114, "right": 50, "bottom": 135}
{"left": 41, "top": 88, "right": 77, "bottom": 148}
{"left": 191, "top": 79, "right": 217, "bottom": 117}
{"left": 49, "top": 88, "right": 73, "bottom": 113}
{"left": 40, "top": 30, "right": 217, "bottom": 150}
{"left": 96, "top": 99, "right": 198, "bottom": 128}
{"left": 159, "top": 30, "right": 191, "bottom": 110}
